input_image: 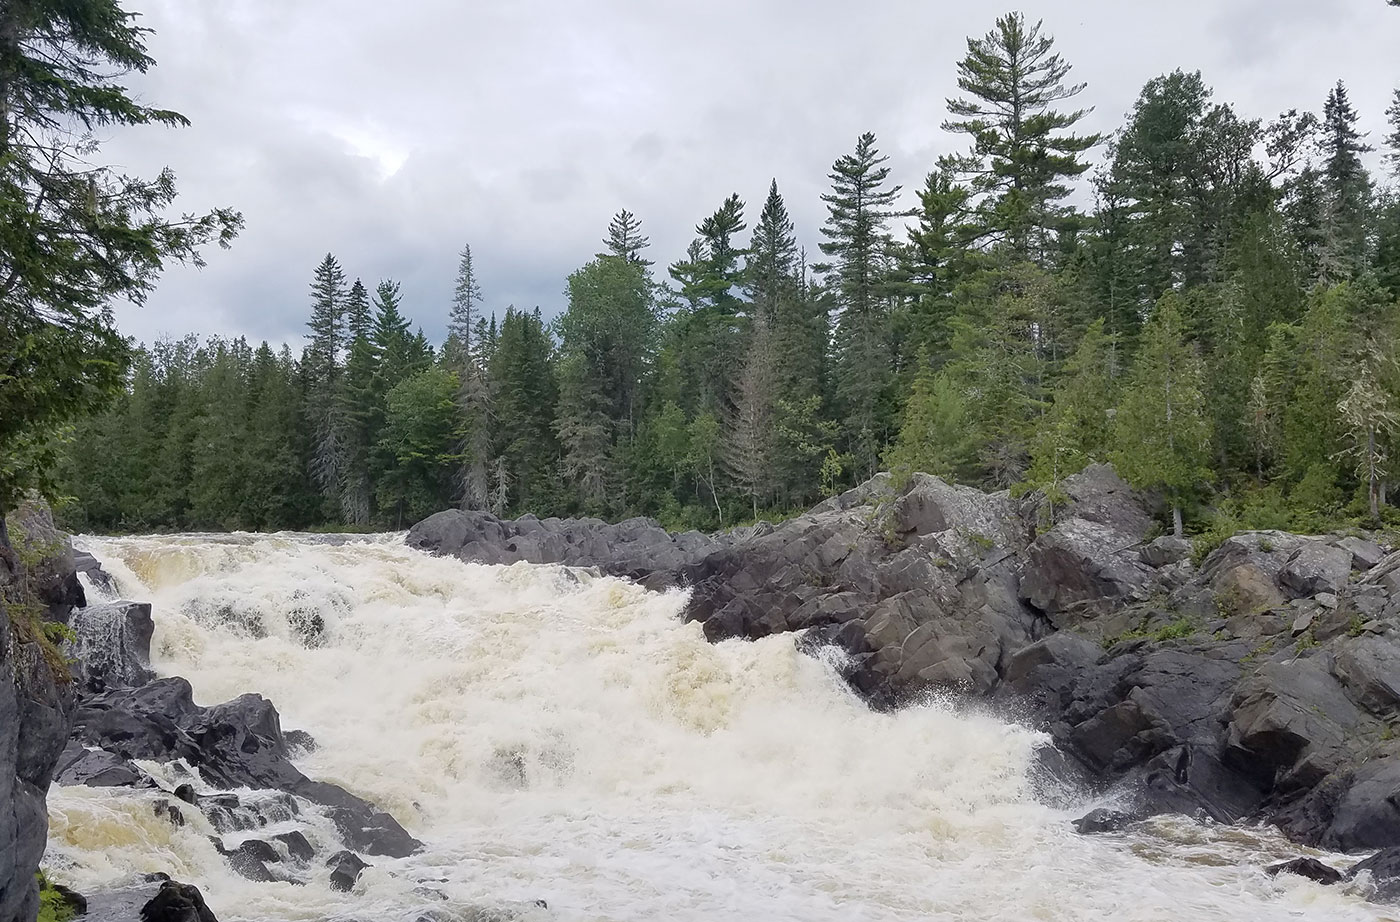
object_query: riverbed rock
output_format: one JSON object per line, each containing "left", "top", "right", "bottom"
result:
{"left": 1347, "top": 847, "right": 1400, "bottom": 903}
{"left": 140, "top": 880, "right": 220, "bottom": 922}
{"left": 1266, "top": 857, "right": 1344, "bottom": 884}
{"left": 326, "top": 850, "right": 370, "bottom": 892}
{"left": 70, "top": 677, "right": 420, "bottom": 858}
{"left": 64, "top": 601, "right": 155, "bottom": 693}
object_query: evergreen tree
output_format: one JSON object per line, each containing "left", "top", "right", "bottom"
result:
{"left": 1026, "top": 319, "right": 1116, "bottom": 498}
{"left": 669, "top": 194, "right": 749, "bottom": 416}
{"left": 746, "top": 180, "right": 799, "bottom": 327}
{"left": 1318, "top": 81, "right": 1374, "bottom": 279}
{"left": 448, "top": 245, "right": 493, "bottom": 509}
{"left": 1112, "top": 296, "right": 1211, "bottom": 537}
{"left": 820, "top": 132, "right": 903, "bottom": 477}
{"left": 1386, "top": 89, "right": 1400, "bottom": 179}
{"left": 0, "top": 0, "right": 241, "bottom": 515}
{"left": 488, "top": 308, "right": 559, "bottom": 512}
{"left": 1338, "top": 349, "right": 1399, "bottom": 522}
{"left": 305, "top": 254, "right": 348, "bottom": 511}
{"left": 942, "top": 12, "right": 1100, "bottom": 260}
{"left": 346, "top": 279, "right": 372, "bottom": 342}
{"left": 602, "top": 209, "right": 653, "bottom": 266}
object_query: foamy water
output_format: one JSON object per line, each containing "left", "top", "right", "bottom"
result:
{"left": 44, "top": 533, "right": 1394, "bottom": 921}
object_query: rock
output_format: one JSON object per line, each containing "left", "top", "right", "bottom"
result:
{"left": 1225, "top": 659, "right": 1365, "bottom": 794}
{"left": 70, "top": 677, "right": 421, "bottom": 857}
{"left": 3, "top": 498, "right": 86, "bottom": 622}
{"left": 50, "top": 883, "right": 87, "bottom": 918}
{"left": 1278, "top": 542, "right": 1353, "bottom": 599}
{"left": 1321, "top": 758, "right": 1400, "bottom": 850}
{"left": 406, "top": 507, "right": 723, "bottom": 586}
{"left": 1072, "top": 808, "right": 1141, "bottom": 834}
{"left": 1346, "top": 846, "right": 1400, "bottom": 903}
{"left": 326, "top": 850, "right": 370, "bottom": 892}
{"left": 283, "top": 729, "right": 317, "bottom": 755}
{"left": 153, "top": 799, "right": 186, "bottom": 827}
{"left": 54, "top": 742, "right": 149, "bottom": 787}
{"left": 64, "top": 600, "right": 155, "bottom": 692}
{"left": 1141, "top": 537, "right": 1192, "bottom": 568}
{"left": 1265, "top": 857, "right": 1343, "bottom": 884}
{"left": 274, "top": 830, "right": 315, "bottom": 862}
{"left": 73, "top": 550, "right": 117, "bottom": 598}
{"left": 1018, "top": 517, "right": 1154, "bottom": 623}
{"left": 1333, "top": 635, "right": 1400, "bottom": 715}
{"left": 139, "top": 880, "right": 220, "bottom": 922}
{"left": 1338, "top": 536, "right": 1386, "bottom": 572}
{"left": 1028, "top": 464, "right": 1156, "bottom": 541}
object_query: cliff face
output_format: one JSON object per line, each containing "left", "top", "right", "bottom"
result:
{"left": 0, "top": 502, "right": 80, "bottom": 922}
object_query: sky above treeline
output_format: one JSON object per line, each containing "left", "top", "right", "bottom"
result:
{"left": 105, "top": 0, "right": 1400, "bottom": 349}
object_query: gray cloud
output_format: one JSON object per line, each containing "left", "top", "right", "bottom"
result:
{"left": 103, "top": 0, "right": 1400, "bottom": 349}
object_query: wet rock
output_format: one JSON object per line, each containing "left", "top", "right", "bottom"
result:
{"left": 284, "top": 729, "right": 317, "bottom": 755}
{"left": 1346, "top": 846, "right": 1400, "bottom": 902}
{"left": 153, "top": 799, "right": 186, "bottom": 827}
{"left": 1265, "top": 857, "right": 1343, "bottom": 884}
{"left": 64, "top": 600, "right": 155, "bottom": 692}
{"left": 274, "top": 830, "right": 315, "bottom": 862}
{"left": 327, "top": 850, "right": 370, "bottom": 892}
{"left": 54, "top": 741, "right": 149, "bottom": 787}
{"left": 1072, "top": 808, "right": 1140, "bottom": 834}
{"left": 1320, "top": 758, "right": 1400, "bottom": 850}
{"left": 139, "top": 879, "right": 220, "bottom": 922}
{"left": 71, "top": 677, "right": 421, "bottom": 857}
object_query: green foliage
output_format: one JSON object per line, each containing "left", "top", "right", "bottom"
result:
{"left": 37, "top": 872, "right": 75, "bottom": 922}
{"left": 0, "top": 0, "right": 241, "bottom": 515}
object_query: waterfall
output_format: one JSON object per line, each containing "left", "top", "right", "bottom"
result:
{"left": 47, "top": 533, "right": 1384, "bottom": 921}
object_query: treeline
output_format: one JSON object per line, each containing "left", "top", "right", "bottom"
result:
{"left": 57, "top": 11, "right": 1400, "bottom": 536}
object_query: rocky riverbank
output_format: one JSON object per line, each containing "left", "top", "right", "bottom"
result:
{"left": 1, "top": 504, "right": 421, "bottom": 922}
{"left": 409, "top": 465, "right": 1400, "bottom": 898}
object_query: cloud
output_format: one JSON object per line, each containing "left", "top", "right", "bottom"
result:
{"left": 102, "top": 0, "right": 1400, "bottom": 349}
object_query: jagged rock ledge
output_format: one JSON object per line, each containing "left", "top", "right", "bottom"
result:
{"left": 408, "top": 465, "right": 1400, "bottom": 890}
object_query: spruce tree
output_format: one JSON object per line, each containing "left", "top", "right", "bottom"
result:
{"left": 1027, "top": 319, "right": 1115, "bottom": 497}
{"left": 1386, "top": 89, "right": 1400, "bottom": 179}
{"left": 668, "top": 194, "right": 749, "bottom": 415}
{"left": 1338, "top": 349, "right": 1399, "bottom": 522}
{"left": 1318, "top": 81, "right": 1374, "bottom": 279}
{"left": 1112, "top": 296, "right": 1211, "bottom": 537}
{"left": 820, "top": 132, "right": 903, "bottom": 477}
{"left": 305, "top": 254, "right": 348, "bottom": 511}
{"left": 942, "top": 12, "right": 1100, "bottom": 260}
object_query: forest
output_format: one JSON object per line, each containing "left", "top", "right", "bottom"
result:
{"left": 50, "top": 12, "right": 1400, "bottom": 539}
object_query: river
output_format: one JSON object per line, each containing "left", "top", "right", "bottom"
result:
{"left": 44, "top": 533, "right": 1391, "bottom": 921}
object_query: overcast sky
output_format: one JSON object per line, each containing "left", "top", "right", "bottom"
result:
{"left": 104, "top": 0, "right": 1400, "bottom": 349}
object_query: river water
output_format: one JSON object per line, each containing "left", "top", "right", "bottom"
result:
{"left": 45, "top": 533, "right": 1394, "bottom": 921}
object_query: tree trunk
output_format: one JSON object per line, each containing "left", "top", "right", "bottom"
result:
{"left": 1172, "top": 504, "right": 1184, "bottom": 539}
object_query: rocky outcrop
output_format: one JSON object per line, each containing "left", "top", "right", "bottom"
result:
{"left": 406, "top": 508, "right": 722, "bottom": 589}
{"left": 409, "top": 464, "right": 1400, "bottom": 863}
{"left": 64, "top": 601, "right": 155, "bottom": 693}
{"left": 0, "top": 500, "right": 80, "bottom": 922}
{"left": 61, "top": 674, "right": 420, "bottom": 859}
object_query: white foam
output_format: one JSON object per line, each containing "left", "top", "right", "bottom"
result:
{"left": 46, "top": 533, "right": 1388, "bottom": 922}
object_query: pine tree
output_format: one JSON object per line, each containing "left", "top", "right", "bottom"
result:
{"left": 820, "top": 132, "right": 903, "bottom": 477}
{"left": 447, "top": 245, "right": 493, "bottom": 510}
{"left": 346, "top": 279, "right": 371, "bottom": 342}
{"left": 669, "top": 194, "right": 749, "bottom": 416}
{"left": 602, "top": 209, "right": 653, "bottom": 266}
{"left": 488, "top": 307, "right": 558, "bottom": 512}
{"left": 1112, "top": 296, "right": 1212, "bottom": 537}
{"left": 942, "top": 12, "right": 1100, "bottom": 260}
{"left": 1386, "top": 89, "right": 1400, "bottom": 180}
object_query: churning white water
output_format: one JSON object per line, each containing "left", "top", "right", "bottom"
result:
{"left": 44, "top": 533, "right": 1394, "bottom": 922}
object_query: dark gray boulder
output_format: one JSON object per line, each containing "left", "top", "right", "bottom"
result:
{"left": 1266, "top": 857, "right": 1344, "bottom": 884}
{"left": 64, "top": 601, "right": 155, "bottom": 693}
{"left": 326, "top": 850, "right": 370, "bottom": 892}
{"left": 139, "top": 880, "right": 220, "bottom": 922}
{"left": 70, "top": 678, "right": 420, "bottom": 858}
{"left": 1279, "top": 542, "right": 1353, "bottom": 599}
{"left": 1347, "top": 847, "right": 1400, "bottom": 903}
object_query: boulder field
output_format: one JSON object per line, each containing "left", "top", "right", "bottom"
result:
{"left": 409, "top": 465, "right": 1400, "bottom": 876}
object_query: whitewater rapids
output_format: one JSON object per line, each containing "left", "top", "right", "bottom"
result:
{"left": 44, "top": 533, "right": 1393, "bottom": 921}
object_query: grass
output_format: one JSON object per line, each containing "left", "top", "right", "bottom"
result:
{"left": 1103, "top": 615, "right": 1199, "bottom": 649}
